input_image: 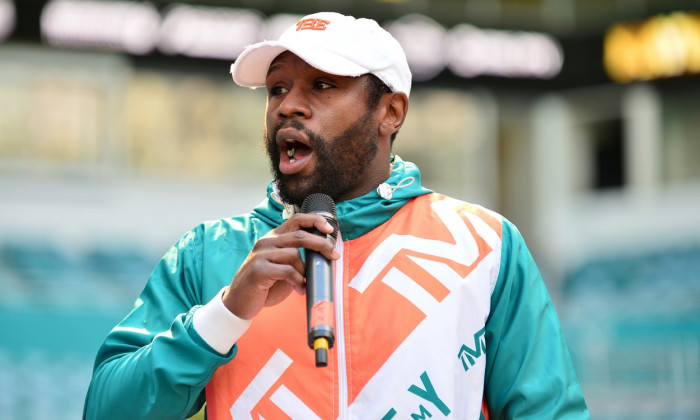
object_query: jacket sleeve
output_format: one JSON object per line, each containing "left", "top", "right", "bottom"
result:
{"left": 83, "top": 225, "right": 236, "bottom": 420}
{"left": 484, "top": 220, "right": 589, "bottom": 420}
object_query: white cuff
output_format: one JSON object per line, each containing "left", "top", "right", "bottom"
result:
{"left": 193, "top": 287, "right": 252, "bottom": 355}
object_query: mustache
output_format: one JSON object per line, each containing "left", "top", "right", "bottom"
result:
{"left": 270, "top": 120, "right": 324, "bottom": 148}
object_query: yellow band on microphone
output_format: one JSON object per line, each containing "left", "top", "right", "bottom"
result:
{"left": 314, "top": 337, "right": 329, "bottom": 351}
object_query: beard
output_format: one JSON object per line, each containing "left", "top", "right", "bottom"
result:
{"left": 265, "top": 110, "right": 379, "bottom": 207}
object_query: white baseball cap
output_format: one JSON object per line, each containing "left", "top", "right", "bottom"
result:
{"left": 230, "top": 12, "right": 412, "bottom": 97}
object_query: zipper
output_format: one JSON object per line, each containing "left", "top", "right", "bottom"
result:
{"left": 335, "top": 234, "right": 348, "bottom": 420}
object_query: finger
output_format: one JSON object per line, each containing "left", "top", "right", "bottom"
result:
{"left": 276, "top": 213, "right": 335, "bottom": 235}
{"left": 265, "top": 247, "right": 306, "bottom": 278}
{"left": 264, "top": 261, "right": 306, "bottom": 295}
{"left": 257, "top": 227, "right": 339, "bottom": 261}
{"left": 311, "top": 216, "right": 336, "bottom": 235}
{"left": 263, "top": 281, "right": 297, "bottom": 307}
{"left": 278, "top": 230, "right": 339, "bottom": 261}
{"left": 241, "top": 256, "right": 306, "bottom": 295}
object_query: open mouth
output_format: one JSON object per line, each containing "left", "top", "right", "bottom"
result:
{"left": 282, "top": 140, "right": 311, "bottom": 161}
{"left": 286, "top": 144, "right": 298, "bottom": 163}
{"left": 279, "top": 139, "right": 312, "bottom": 174}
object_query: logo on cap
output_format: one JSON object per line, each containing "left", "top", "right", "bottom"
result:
{"left": 296, "top": 18, "right": 331, "bottom": 31}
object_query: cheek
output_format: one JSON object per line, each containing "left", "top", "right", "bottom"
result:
{"left": 319, "top": 107, "right": 360, "bottom": 135}
{"left": 264, "top": 109, "right": 274, "bottom": 130}
{"left": 265, "top": 100, "right": 279, "bottom": 124}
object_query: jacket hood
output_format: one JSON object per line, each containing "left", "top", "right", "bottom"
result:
{"left": 251, "top": 155, "right": 432, "bottom": 240}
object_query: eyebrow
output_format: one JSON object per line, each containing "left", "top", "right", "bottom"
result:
{"left": 267, "top": 61, "right": 283, "bottom": 78}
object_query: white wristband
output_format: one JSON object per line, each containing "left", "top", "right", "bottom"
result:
{"left": 192, "top": 287, "right": 252, "bottom": 354}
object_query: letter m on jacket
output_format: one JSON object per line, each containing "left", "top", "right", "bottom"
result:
{"left": 458, "top": 327, "right": 486, "bottom": 371}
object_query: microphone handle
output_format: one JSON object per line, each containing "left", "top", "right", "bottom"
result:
{"left": 306, "top": 248, "right": 335, "bottom": 367}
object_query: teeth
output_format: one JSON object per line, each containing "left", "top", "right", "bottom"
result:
{"left": 287, "top": 147, "right": 296, "bottom": 162}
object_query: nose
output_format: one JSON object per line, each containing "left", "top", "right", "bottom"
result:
{"left": 278, "top": 86, "right": 311, "bottom": 119}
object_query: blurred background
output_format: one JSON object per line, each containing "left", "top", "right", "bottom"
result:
{"left": 1, "top": 0, "right": 699, "bottom": 418}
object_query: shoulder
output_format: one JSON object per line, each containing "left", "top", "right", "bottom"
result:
{"left": 411, "top": 192, "right": 505, "bottom": 240}
{"left": 163, "top": 213, "right": 275, "bottom": 267}
{"left": 198, "top": 212, "right": 275, "bottom": 245}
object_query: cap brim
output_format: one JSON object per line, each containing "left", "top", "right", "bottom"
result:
{"left": 231, "top": 40, "right": 371, "bottom": 87}
{"left": 231, "top": 42, "right": 287, "bottom": 87}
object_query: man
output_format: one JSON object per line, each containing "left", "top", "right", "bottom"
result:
{"left": 84, "top": 12, "right": 589, "bottom": 420}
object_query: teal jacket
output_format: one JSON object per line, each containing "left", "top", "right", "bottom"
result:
{"left": 83, "top": 156, "right": 589, "bottom": 419}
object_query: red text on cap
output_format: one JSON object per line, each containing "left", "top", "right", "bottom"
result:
{"left": 296, "top": 18, "right": 330, "bottom": 31}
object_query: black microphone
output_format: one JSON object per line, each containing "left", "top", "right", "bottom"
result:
{"left": 300, "top": 193, "right": 338, "bottom": 367}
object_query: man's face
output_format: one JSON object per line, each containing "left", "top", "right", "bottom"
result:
{"left": 263, "top": 52, "right": 387, "bottom": 207}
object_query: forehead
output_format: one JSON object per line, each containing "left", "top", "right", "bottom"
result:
{"left": 266, "top": 51, "right": 311, "bottom": 76}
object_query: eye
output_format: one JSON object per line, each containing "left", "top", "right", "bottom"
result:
{"left": 314, "top": 81, "right": 333, "bottom": 90}
{"left": 268, "top": 85, "right": 288, "bottom": 97}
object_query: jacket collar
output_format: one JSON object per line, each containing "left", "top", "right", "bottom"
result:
{"left": 252, "top": 155, "right": 432, "bottom": 240}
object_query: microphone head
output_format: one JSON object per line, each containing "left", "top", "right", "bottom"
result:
{"left": 301, "top": 193, "right": 338, "bottom": 241}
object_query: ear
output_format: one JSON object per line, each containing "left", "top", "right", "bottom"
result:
{"left": 378, "top": 92, "right": 409, "bottom": 138}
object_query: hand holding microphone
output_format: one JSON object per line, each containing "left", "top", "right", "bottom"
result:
{"left": 301, "top": 193, "right": 338, "bottom": 368}
{"left": 222, "top": 200, "right": 338, "bottom": 324}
